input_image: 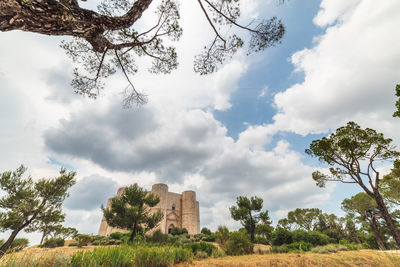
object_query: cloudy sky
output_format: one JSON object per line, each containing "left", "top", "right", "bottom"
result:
{"left": 1, "top": 0, "right": 400, "bottom": 244}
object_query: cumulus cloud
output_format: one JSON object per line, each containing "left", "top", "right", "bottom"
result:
{"left": 272, "top": 0, "right": 400, "bottom": 139}
{"left": 44, "top": 100, "right": 333, "bottom": 230}
{"left": 64, "top": 174, "right": 119, "bottom": 211}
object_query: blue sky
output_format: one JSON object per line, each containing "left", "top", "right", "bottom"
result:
{"left": 1, "top": 0, "right": 400, "bottom": 243}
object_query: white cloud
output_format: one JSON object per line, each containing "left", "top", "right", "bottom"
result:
{"left": 272, "top": 0, "right": 400, "bottom": 140}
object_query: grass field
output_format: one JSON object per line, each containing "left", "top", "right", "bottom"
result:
{"left": 177, "top": 250, "right": 400, "bottom": 267}
{"left": 1, "top": 246, "right": 400, "bottom": 267}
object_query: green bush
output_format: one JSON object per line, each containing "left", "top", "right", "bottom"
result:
{"left": 109, "top": 232, "right": 125, "bottom": 240}
{"left": 70, "top": 245, "right": 193, "bottom": 267}
{"left": 255, "top": 235, "right": 269, "bottom": 245}
{"left": 271, "top": 245, "right": 289, "bottom": 253}
{"left": 272, "top": 227, "right": 292, "bottom": 246}
{"left": 185, "top": 242, "right": 216, "bottom": 257}
{"left": 170, "top": 227, "right": 188, "bottom": 236}
{"left": 68, "top": 242, "right": 79, "bottom": 247}
{"left": 286, "top": 241, "right": 313, "bottom": 252}
{"left": 291, "top": 230, "right": 330, "bottom": 246}
{"left": 225, "top": 231, "right": 253, "bottom": 256}
{"left": 146, "top": 230, "right": 170, "bottom": 243}
{"left": 201, "top": 227, "right": 212, "bottom": 235}
{"left": 74, "top": 234, "right": 93, "bottom": 247}
{"left": 41, "top": 237, "right": 65, "bottom": 248}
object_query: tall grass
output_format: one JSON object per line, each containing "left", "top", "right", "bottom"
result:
{"left": 70, "top": 245, "right": 193, "bottom": 267}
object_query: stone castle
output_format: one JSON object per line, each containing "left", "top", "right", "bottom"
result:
{"left": 98, "top": 183, "right": 200, "bottom": 236}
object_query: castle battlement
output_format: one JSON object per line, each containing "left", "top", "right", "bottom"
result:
{"left": 98, "top": 183, "right": 200, "bottom": 236}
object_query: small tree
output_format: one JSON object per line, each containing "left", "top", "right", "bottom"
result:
{"left": 102, "top": 183, "right": 163, "bottom": 241}
{"left": 342, "top": 193, "right": 387, "bottom": 250}
{"left": 201, "top": 227, "right": 212, "bottom": 236}
{"left": 230, "top": 196, "right": 271, "bottom": 242}
{"left": 0, "top": 165, "right": 76, "bottom": 257}
{"left": 306, "top": 121, "right": 400, "bottom": 246}
{"left": 215, "top": 225, "right": 230, "bottom": 246}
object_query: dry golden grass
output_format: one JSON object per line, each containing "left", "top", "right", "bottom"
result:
{"left": 178, "top": 250, "right": 400, "bottom": 267}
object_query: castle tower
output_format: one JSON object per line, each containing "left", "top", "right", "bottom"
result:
{"left": 151, "top": 183, "right": 169, "bottom": 233}
{"left": 182, "top": 190, "right": 200, "bottom": 235}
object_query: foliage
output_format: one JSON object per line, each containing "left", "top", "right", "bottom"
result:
{"left": 185, "top": 242, "right": 217, "bottom": 257}
{"left": 381, "top": 159, "right": 400, "bottom": 206}
{"left": 146, "top": 230, "right": 170, "bottom": 243}
{"left": 102, "top": 183, "right": 163, "bottom": 241}
{"left": 271, "top": 227, "right": 293, "bottom": 246}
{"left": 40, "top": 237, "right": 65, "bottom": 248}
{"left": 291, "top": 230, "right": 330, "bottom": 246}
{"left": 201, "top": 227, "right": 212, "bottom": 236}
{"left": 306, "top": 121, "right": 400, "bottom": 247}
{"left": 170, "top": 227, "right": 188, "bottom": 236}
{"left": 4, "top": 238, "right": 29, "bottom": 252}
{"left": 74, "top": 234, "right": 93, "bottom": 247}
{"left": 224, "top": 231, "right": 254, "bottom": 256}
{"left": 109, "top": 232, "right": 125, "bottom": 240}
{"left": 272, "top": 241, "right": 313, "bottom": 253}
{"left": 91, "top": 236, "right": 123, "bottom": 246}
{"left": 278, "top": 208, "right": 322, "bottom": 231}
{"left": 393, "top": 84, "right": 400, "bottom": 118}
{"left": 0, "top": 165, "right": 75, "bottom": 256}
{"left": 215, "top": 226, "right": 230, "bottom": 246}
{"left": 230, "top": 196, "right": 272, "bottom": 242}
{"left": 70, "top": 244, "right": 193, "bottom": 267}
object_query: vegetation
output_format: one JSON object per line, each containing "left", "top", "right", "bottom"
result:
{"left": 306, "top": 121, "right": 400, "bottom": 246}
{"left": 230, "top": 196, "right": 272, "bottom": 242}
{"left": 394, "top": 84, "right": 400, "bottom": 117}
{"left": 102, "top": 183, "right": 163, "bottom": 241}
{"left": 0, "top": 0, "right": 286, "bottom": 105}
{"left": 0, "top": 166, "right": 76, "bottom": 257}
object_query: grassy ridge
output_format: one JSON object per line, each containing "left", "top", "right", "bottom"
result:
{"left": 177, "top": 250, "right": 400, "bottom": 267}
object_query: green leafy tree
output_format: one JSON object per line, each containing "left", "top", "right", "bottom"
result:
{"left": 0, "top": 165, "right": 76, "bottom": 257}
{"left": 278, "top": 208, "right": 322, "bottom": 231}
{"left": 393, "top": 84, "right": 400, "bottom": 118}
{"left": 230, "top": 196, "right": 271, "bottom": 242}
{"left": 0, "top": 0, "right": 285, "bottom": 106}
{"left": 102, "top": 183, "right": 163, "bottom": 241}
{"left": 342, "top": 193, "right": 387, "bottom": 250}
{"left": 306, "top": 121, "right": 400, "bottom": 246}
{"left": 381, "top": 159, "right": 400, "bottom": 206}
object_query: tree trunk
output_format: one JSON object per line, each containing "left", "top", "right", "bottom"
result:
{"left": 0, "top": 229, "right": 20, "bottom": 258}
{"left": 368, "top": 218, "right": 386, "bottom": 250}
{"left": 373, "top": 190, "right": 400, "bottom": 247}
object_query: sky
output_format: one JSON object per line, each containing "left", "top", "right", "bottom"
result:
{"left": 1, "top": 0, "right": 400, "bottom": 245}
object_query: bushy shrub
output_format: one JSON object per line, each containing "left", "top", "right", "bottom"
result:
{"left": 290, "top": 230, "right": 330, "bottom": 246}
{"left": 272, "top": 227, "right": 292, "bottom": 246}
{"left": 146, "top": 230, "right": 170, "bottom": 243}
{"left": 286, "top": 241, "right": 313, "bottom": 252}
{"left": 41, "top": 237, "right": 65, "bottom": 248}
{"left": 215, "top": 226, "right": 230, "bottom": 245}
{"left": 195, "top": 251, "right": 209, "bottom": 259}
{"left": 271, "top": 245, "right": 289, "bottom": 253}
{"left": 109, "top": 232, "right": 125, "bottom": 240}
{"left": 201, "top": 227, "right": 212, "bottom": 235}
{"left": 202, "top": 233, "right": 216, "bottom": 242}
{"left": 185, "top": 242, "right": 216, "bottom": 257}
{"left": 170, "top": 227, "right": 188, "bottom": 236}
{"left": 225, "top": 231, "right": 253, "bottom": 256}
{"left": 68, "top": 242, "right": 79, "bottom": 247}
{"left": 74, "top": 234, "right": 93, "bottom": 247}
